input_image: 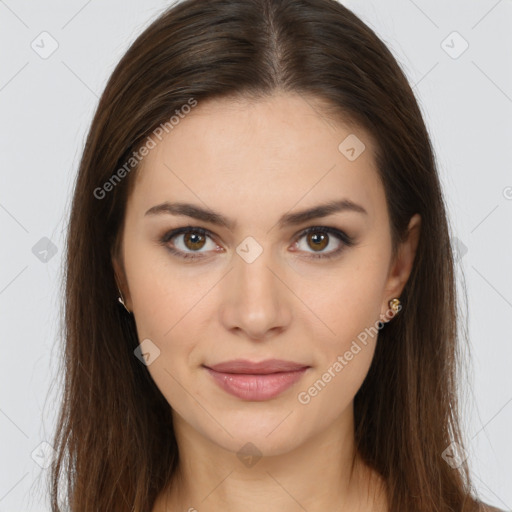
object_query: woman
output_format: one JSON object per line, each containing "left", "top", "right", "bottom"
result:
{"left": 49, "top": 0, "right": 505, "bottom": 510}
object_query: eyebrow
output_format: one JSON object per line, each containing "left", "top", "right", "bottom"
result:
{"left": 144, "top": 199, "right": 367, "bottom": 230}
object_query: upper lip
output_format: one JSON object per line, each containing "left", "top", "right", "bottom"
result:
{"left": 204, "top": 359, "right": 310, "bottom": 374}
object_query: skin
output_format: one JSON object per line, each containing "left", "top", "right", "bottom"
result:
{"left": 113, "top": 91, "right": 421, "bottom": 512}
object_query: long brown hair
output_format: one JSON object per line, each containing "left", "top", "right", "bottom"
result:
{"left": 49, "top": 0, "right": 488, "bottom": 510}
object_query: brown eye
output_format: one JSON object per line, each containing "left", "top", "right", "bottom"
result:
{"left": 293, "top": 226, "right": 355, "bottom": 260}
{"left": 160, "top": 227, "right": 218, "bottom": 260}
{"left": 306, "top": 231, "right": 329, "bottom": 252}
{"left": 183, "top": 231, "right": 206, "bottom": 251}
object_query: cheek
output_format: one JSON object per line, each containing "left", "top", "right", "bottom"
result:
{"left": 123, "top": 241, "right": 227, "bottom": 382}
{"left": 124, "top": 236, "right": 206, "bottom": 338}
{"left": 296, "top": 278, "right": 383, "bottom": 421}
{"left": 295, "top": 339, "right": 376, "bottom": 434}
{"left": 292, "top": 256, "right": 386, "bottom": 404}
{"left": 292, "top": 256, "right": 386, "bottom": 344}
{"left": 125, "top": 255, "right": 203, "bottom": 415}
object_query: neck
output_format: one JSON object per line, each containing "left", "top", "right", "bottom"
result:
{"left": 154, "top": 404, "right": 388, "bottom": 512}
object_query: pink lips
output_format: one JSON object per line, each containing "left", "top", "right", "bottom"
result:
{"left": 204, "top": 359, "right": 310, "bottom": 401}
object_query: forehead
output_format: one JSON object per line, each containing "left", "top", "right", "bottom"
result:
{"left": 128, "top": 92, "right": 385, "bottom": 225}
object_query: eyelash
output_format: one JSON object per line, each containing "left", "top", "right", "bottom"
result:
{"left": 159, "top": 225, "right": 355, "bottom": 261}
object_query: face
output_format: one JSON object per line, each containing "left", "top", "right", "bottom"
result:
{"left": 114, "top": 92, "right": 420, "bottom": 457}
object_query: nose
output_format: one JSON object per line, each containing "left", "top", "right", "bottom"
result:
{"left": 218, "top": 245, "right": 293, "bottom": 341}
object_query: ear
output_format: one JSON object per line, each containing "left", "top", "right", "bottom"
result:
{"left": 112, "top": 253, "right": 132, "bottom": 311}
{"left": 380, "top": 213, "right": 421, "bottom": 319}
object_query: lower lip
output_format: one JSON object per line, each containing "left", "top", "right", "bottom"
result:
{"left": 205, "top": 367, "right": 308, "bottom": 401}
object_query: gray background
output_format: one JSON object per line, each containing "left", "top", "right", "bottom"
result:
{"left": 1, "top": 0, "right": 511, "bottom": 510}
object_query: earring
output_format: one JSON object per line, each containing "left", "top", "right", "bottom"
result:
{"left": 388, "top": 298, "right": 401, "bottom": 316}
{"left": 117, "top": 288, "right": 131, "bottom": 314}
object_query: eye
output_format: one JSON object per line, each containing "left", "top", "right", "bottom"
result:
{"left": 159, "top": 226, "right": 220, "bottom": 260}
{"left": 291, "top": 226, "right": 355, "bottom": 260}
{"left": 159, "top": 225, "right": 355, "bottom": 262}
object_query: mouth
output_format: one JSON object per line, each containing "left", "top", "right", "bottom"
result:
{"left": 203, "top": 359, "right": 310, "bottom": 401}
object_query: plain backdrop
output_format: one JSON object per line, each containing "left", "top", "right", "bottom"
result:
{"left": 1, "top": 1, "right": 511, "bottom": 510}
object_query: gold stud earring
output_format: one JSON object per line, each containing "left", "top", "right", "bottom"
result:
{"left": 388, "top": 298, "right": 401, "bottom": 316}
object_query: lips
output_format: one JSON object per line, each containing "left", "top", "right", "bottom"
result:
{"left": 206, "top": 359, "right": 309, "bottom": 374}
{"left": 204, "top": 359, "right": 310, "bottom": 401}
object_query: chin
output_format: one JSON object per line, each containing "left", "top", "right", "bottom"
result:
{"left": 194, "top": 408, "right": 314, "bottom": 459}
